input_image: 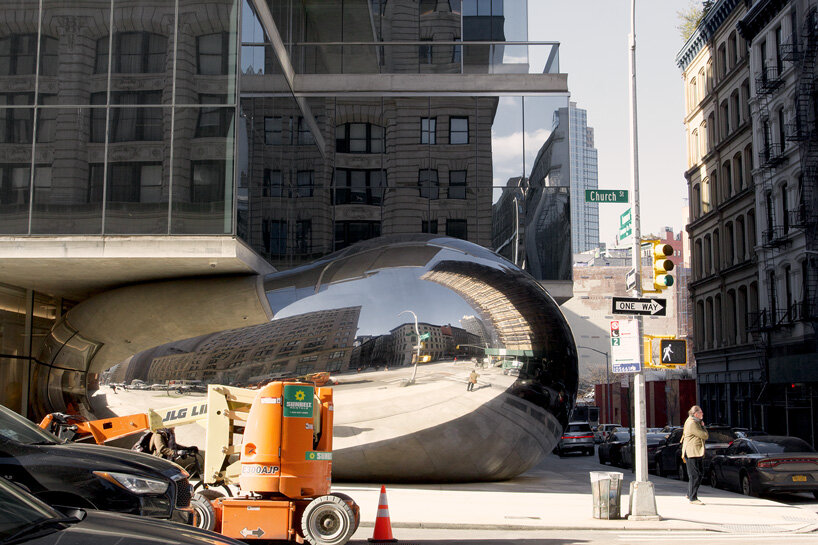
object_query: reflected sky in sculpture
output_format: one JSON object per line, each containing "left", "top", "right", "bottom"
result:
{"left": 272, "top": 256, "right": 484, "bottom": 336}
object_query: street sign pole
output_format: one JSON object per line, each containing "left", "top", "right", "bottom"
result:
{"left": 627, "top": 0, "right": 658, "bottom": 520}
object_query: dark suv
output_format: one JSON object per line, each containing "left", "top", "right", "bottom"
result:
{"left": 0, "top": 405, "right": 192, "bottom": 522}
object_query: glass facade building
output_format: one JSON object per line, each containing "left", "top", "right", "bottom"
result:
{"left": 567, "top": 102, "right": 599, "bottom": 254}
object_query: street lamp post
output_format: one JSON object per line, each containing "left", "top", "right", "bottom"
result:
{"left": 578, "top": 346, "right": 611, "bottom": 424}
{"left": 398, "top": 310, "right": 421, "bottom": 384}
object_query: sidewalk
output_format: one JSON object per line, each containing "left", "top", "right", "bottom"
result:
{"left": 336, "top": 452, "right": 818, "bottom": 534}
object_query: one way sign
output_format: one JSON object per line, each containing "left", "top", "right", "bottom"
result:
{"left": 611, "top": 296, "right": 667, "bottom": 316}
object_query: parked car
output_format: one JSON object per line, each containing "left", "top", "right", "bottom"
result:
{"left": 0, "top": 475, "right": 242, "bottom": 545}
{"left": 709, "top": 436, "right": 818, "bottom": 497}
{"left": 594, "top": 423, "right": 621, "bottom": 444}
{"left": 653, "top": 425, "right": 740, "bottom": 480}
{"left": 0, "top": 404, "right": 192, "bottom": 522}
{"left": 598, "top": 430, "right": 631, "bottom": 466}
{"left": 555, "top": 422, "right": 595, "bottom": 456}
{"left": 620, "top": 432, "right": 667, "bottom": 471}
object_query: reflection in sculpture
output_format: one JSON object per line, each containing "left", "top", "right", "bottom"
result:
{"left": 36, "top": 235, "right": 577, "bottom": 482}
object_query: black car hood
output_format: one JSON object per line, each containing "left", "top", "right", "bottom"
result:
{"left": 28, "top": 510, "right": 242, "bottom": 545}
{"left": 41, "top": 443, "right": 183, "bottom": 478}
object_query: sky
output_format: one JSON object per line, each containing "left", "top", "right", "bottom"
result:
{"left": 528, "top": 1, "right": 690, "bottom": 246}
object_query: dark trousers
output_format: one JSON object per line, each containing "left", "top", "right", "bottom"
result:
{"left": 467, "top": 382, "right": 474, "bottom": 391}
{"left": 687, "top": 456, "right": 704, "bottom": 500}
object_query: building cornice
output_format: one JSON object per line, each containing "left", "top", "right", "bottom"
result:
{"left": 737, "top": 0, "right": 790, "bottom": 41}
{"left": 676, "top": 0, "right": 742, "bottom": 71}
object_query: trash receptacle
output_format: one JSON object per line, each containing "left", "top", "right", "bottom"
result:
{"left": 590, "top": 471, "right": 623, "bottom": 519}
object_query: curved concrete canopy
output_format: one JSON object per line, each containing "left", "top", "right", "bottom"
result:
{"left": 37, "top": 235, "right": 578, "bottom": 482}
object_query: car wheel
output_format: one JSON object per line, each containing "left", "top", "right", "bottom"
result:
{"left": 301, "top": 494, "right": 357, "bottom": 545}
{"left": 191, "top": 490, "right": 223, "bottom": 531}
{"left": 655, "top": 457, "right": 665, "bottom": 477}
{"left": 677, "top": 461, "right": 688, "bottom": 481}
{"left": 741, "top": 473, "right": 757, "bottom": 497}
{"left": 708, "top": 468, "right": 719, "bottom": 489}
{"left": 587, "top": 448, "right": 594, "bottom": 456}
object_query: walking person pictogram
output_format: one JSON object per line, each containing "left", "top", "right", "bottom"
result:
{"left": 662, "top": 343, "right": 673, "bottom": 362}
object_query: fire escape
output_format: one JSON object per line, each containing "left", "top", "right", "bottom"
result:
{"left": 748, "top": 8, "right": 818, "bottom": 354}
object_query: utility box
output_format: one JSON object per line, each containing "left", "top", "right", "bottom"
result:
{"left": 590, "top": 471, "right": 623, "bottom": 519}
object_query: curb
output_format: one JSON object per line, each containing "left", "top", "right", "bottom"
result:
{"left": 358, "top": 521, "right": 818, "bottom": 534}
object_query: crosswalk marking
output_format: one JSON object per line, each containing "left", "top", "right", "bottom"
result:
{"left": 618, "top": 532, "right": 818, "bottom": 541}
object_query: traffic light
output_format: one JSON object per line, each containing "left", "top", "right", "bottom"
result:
{"left": 652, "top": 242, "right": 675, "bottom": 290}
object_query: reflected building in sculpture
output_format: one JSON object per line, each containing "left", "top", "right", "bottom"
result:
{"left": 0, "top": 0, "right": 576, "bottom": 482}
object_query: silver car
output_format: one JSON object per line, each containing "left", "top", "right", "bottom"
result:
{"left": 556, "top": 422, "right": 595, "bottom": 457}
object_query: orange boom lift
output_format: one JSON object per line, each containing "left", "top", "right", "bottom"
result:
{"left": 40, "top": 382, "right": 359, "bottom": 545}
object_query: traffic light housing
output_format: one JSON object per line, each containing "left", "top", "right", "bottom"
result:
{"left": 652, "top": 243, "right": 675, "bottom": 290}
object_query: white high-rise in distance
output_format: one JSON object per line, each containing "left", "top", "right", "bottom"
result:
{"left": 567, "top": 102, "right": 600, "bottom": 254}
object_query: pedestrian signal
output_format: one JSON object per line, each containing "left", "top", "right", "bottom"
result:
{"left": 653, "top": 243, "right": 675, "bottom": 290}
{"left": 659, "top": 339, "right": 686, "bottom": 365}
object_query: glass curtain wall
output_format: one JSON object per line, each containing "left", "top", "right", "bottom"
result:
{"left": 0, "top": 0, "right": 240, "bottom": 236}
{"left": 238, "top": 0, "right": 569, "bottom": 280}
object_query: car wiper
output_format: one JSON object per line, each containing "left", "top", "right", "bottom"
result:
{"left": 0, "top": 516, "right": 79, "bottom": 545}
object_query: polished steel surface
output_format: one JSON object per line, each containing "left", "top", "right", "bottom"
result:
{"left": 37, "top": 235, "right": 577, "bottom": 481}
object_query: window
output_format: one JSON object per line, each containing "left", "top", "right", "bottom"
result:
{"left": 335, "top": 123, "right": 384, "bottom": 153}
{"left": 263, "top": 169, "right": 283, "bottom": 197}
{"left": 334, "top": 169, "right": 386, "bottom": 205}
{"left": 196, "top": 95, "right": 232, "bottom": 138}
{"left": 0, "top": 165, "right": 30, "bottom": 206}
{"left": 446, "top": 218, "right": 467, "bottom": 239}
{"left": 418, "top": 169, "right": 439, "bottom": 199}
{"left": 296, "top": 219, "right": 311, "bottom": 253}
{"left": 421, "top": 219, "right": 438, "bottom": 234}
{"left": 419, "top": 38, "right": 433, "bottom": 65}
{"left": 106, "top": 162, "right": 163, "bottom": 203}
{"left": 36, "top": 95, "right": 57, "bottom": 143}
{"left": 420, "top": 117, "right": 436, "bottom": 144}
{"left": 109, "top": 91, "right": 163, "bottom": 142}
{"left": 0, "top": 34, "right": 57, "bottom": 76}
{"left": 449, "top": 117, "right": 468, "bottom": 144}
{"left": 197, "top": 33, "right": 231, "bottom": 75}
{"left": 448, "top": 170, "right": 466, "bottom": 199}
{"left": 263, "top": 220, "right": 287, "bottom": 255}
{"left": 334, "top": 221, "right": 381, "bottom": 249}
{"left": 296, "top": 117, "right": 314, "bottom": 145}
{"left": 191, "top": 160, "right": 226, "bottom": 202}
{"left": 0, "top": 93, "right": 33, "bottom": 144}
{"left": 98, "top": 32, "right": 167, "bottom": 74}
{"left": 264, "top": 116, "right": 283, "bottom": 145}
{"left": 295, "top": 170, "right": 314, "bottom": 197}
{"left": 782, "top": 183, "right": 789, "bottom": 234}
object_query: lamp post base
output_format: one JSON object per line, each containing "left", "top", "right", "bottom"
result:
{"left": 627, "top": 480, "right": 660, "bottom": 520}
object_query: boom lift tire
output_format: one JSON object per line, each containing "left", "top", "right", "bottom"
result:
{"left": 301, "top": 494, "right": 357, "bottom": 545}
{"left": 191, "top": 489, "right": 224, "bottom": 531}
{"left": 328, "top": 493, "right": 360, "bottom": 532}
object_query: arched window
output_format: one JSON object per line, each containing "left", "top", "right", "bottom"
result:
{"left": 692, "top": 183, "right": 701, "bottom": 218}
{"left": 706, "top": 297, "right": 715, "bottom": 348}
{"left": 725, "top": 221, "right": 734, "bottom": 265}
{"left": 782, "top": 182, "right": 789, "bottom": 234}
{"left": 704, "top": 235, "right": 712, "bottom": 274}
{"left": 734, "top": 153, "right": 744, "bottom": 190}
{"left": 702, "top": 178, "right": 711, "bottom": 213}
{"left": 722, "top": 160, "right": 732, "bottom": 199}
{"left": 720, "top": 100, "right": 730, "bottom": 138}
{"left": 708, "top": 113, "right": 716, "bottom": 150}
{"left": 691, "top": 129, "right": 699, "bottom": 163}
{"left": 696, "top": 300, "right": 706, "bottom": 350}
{"left": 689, "top": 77, "right": 698, "bottom": 111}
{"left": 713, "top": 229, "right": 721, "bottom": 271}
{"left": 731, "top": 91, "right": 740, "bottom": 130}
{"left": 715, "top": 294, "right": 723, "bottom": 347}
{"left": 747, "top": 209, "right": 757, "bottom": 250}
{"left": 695, "top": 238, "right": 704, "bottom": 279}
{"left": 698, "top": 67, "right": 706, "bottom": 99}
{"left": 738, "top": 285, "right": 748, "bottom": 343}
{"left": 727, "top": 289, "right": 737, "bottom": 345}
{"left": 736, "top": 216, "right": 746, "bottom": 262}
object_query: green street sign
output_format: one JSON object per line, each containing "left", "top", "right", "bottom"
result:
{"left": 585, "top": 189, "right": 629, "bottom": 203}
{"left": 620, "top": 208, "right": 632, "bottom": 229}
{"left": 419, "top": 332, "right": 431, "bottom": 341}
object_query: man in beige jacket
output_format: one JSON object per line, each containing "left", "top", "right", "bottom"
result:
{"left": 681, "top": 405, "right": 709, "bottom": 504}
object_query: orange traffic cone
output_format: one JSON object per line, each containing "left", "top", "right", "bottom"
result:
{"left": 368, "top": 485, "right": 397, "bottom": 542}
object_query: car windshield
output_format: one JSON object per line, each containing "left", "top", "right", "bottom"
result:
{"left": 612, "top": 432, "right": 630, "bottom": 442}
{"left": 0, "top": 478, "right": 62, "bottom": 541}
{"left": 753, "top": 438, "right": 815, "bottom": 454}
{"left": 646, "top": 433, "right": 665, "bottom": 445}
{"left": 0, "top": 405, "right": 59, "bottom": 446}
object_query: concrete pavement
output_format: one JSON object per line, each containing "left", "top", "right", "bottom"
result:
{"left": 338, "top": 452, "right": 818, "bottom": 535}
